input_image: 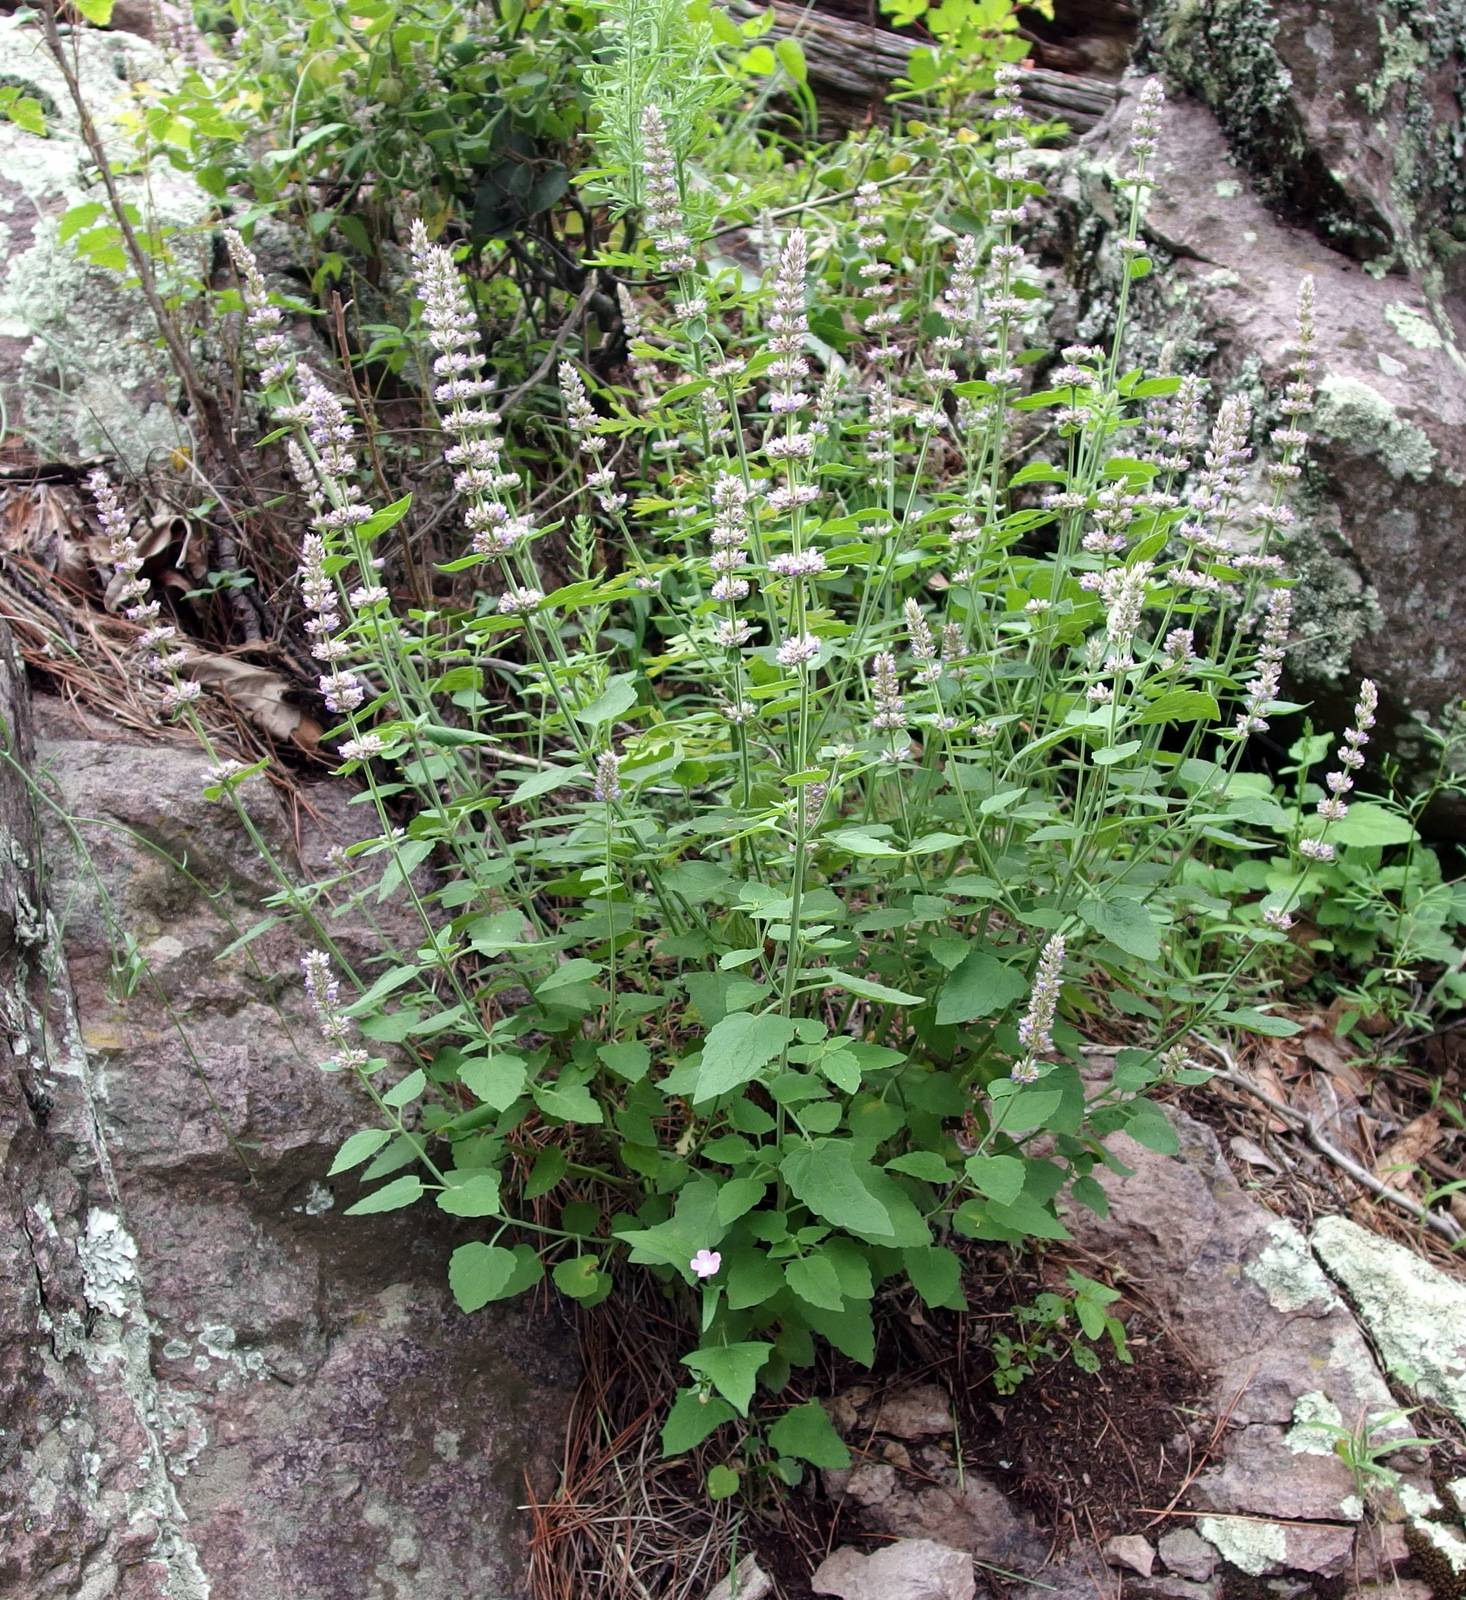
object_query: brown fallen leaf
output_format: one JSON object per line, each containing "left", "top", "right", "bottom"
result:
{"left": 1373, "top": 1111, "right": 1442, "bottom": 1196}
{"left": 181, "top": 653, "right": 322, "bottom": 749}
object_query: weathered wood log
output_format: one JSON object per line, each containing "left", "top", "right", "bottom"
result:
{"left": 735, "top": 1, "right": 1121, "bottom": 135}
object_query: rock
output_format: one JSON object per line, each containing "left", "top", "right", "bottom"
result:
{"left": 1062, "top": 1107, "right": 1395, "bottom": 1522}
{"left": 1062, "top": 75, "right": 1466, "bottom": 819}
{"left": 1311, "top": 1215, "right": 1466, "bottom": 1429}
{"left": 705, "top": 1553, "right": 773, "bottom": 1600}
{"left": 0, "top": 681, "right": 574, "bottom": 1599}
{"left": 1138, "top": 0, "right": 1466, "bottom": 290}
{"left": 870, "top": 1384, "right": 955, "bottom": 1441}
{"left": 1104, "top": 1533, "right": 1156, "bottom": 1576}
{"left": 1157, "top": 1528, "right": 1216, "bottom": 1581}
{"left": 824, "top": 1387, "right": 1044, "bottom": 1569}
{"left": 812, "top": 1539, "right": 976, "bottom": 1600}
{"left": 0, "top": 16, "right": 211, "bottom": 470}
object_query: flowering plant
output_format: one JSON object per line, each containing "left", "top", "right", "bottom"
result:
{"left": 97, "top": 60, "right": 1382, "bottom": 1491}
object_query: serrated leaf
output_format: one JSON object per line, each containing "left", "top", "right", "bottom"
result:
{"left": 903, "top": 1244, "right": 966, "bottom": 1310}
{"left": 459, "top": 1054, "right": 526, "bottom": 1110}
{"left": 1079, "top": 896, "right": 1162, "bottom": 960}
{"left": 436, "top": 1171, "right": 502, "bottom": 1217}
{"left": 681, "top": 1341, "right": 772, "bottom": 1415}
{"left": 328, "top": 1128, "right": 390, "bottom": 1175}
{"left": 693, "top": 1011, "right": 800, "bottom": 1104}
{"left": 768, "top": 1401, "right": 850, "bottom": 1468}
{"left": 448, "top": 1241, "right": 518, "bottom": 1311}
{"left": 344, "top": 1174, "right": 423, "bottom": 1215}
{"left": 785, "top": 1253, "right": 845, "bottom": 1311}
{"left": 781, "top": 1143, "right": 893, "bottom": 1238}
{"left": 936, "top": 948, "right": 1027, "bottom": 1025}
{"left": 964, "top": 1152, "right": 1026, "bottom": 1205}
{"left": 661, "top": 1388, "right": 736, "bottom": 1456}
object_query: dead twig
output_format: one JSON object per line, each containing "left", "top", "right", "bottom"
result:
{"left": 1206, "top": 1044, "right": 1463, "bottom": 1245}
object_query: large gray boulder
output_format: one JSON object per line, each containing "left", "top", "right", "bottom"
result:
{"left": 0, "top": 642, "right": 572, "bottom": 1599}
{"left": 1060, "top": 25, "right": 1466, "bottom": 818}
{"left": 0, "top": 15, "right": 210, "bottom": 470}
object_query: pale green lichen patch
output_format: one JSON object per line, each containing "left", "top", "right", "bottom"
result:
{"left": 1246, "top": 1219, "right": 1342, "bottom": 1312}
{"left": 1285, "top": 1391, "right": 1344, "bottom": 1455}
{"left": 1384, "top": 299, "right": 1444, "bottom": 349}
{"left": 1312, "top": 373, "right": 1436, "bottom": 480}
{"left": 1198, "top": 1515, "right": 1288, "bottom": 1575}
{"left": 1312, "top": 1216, "right": 1466, "bottom": 1429}
{"left": 1399, "top": 1482, "right": 1466, "bottom": 1574}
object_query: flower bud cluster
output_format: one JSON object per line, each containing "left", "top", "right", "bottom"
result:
{"left": 560, "top": 361, "right": 625, "bottom": 514}
{"left": 224, "top": 229, "right": 295, "bottom": 385}
{"left": 91, "top": 470, "right": 200, "bottom": 711}
{"left": 1236, "top": 587, "right": 1292, "bottom": 735}
{"left": 1013, "top": 933, "right": 1065, "bottom": 1082}
{"left": 1316, "top": 678, "right": 1376, "bottom": 822}
{"left": 302, "top": 950, "right": 367, "bottom": 1074}
{"left": 641, "top": 105, "right": 695, "bottom": 273}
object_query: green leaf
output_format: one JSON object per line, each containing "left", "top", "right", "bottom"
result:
{"left": 1136, "top": 689, "right": 1220, "bottom": 726}
{"left": 383, "top": 1068, "right": 426, "bottom": 1108}
{"left": 903, "top": 1245, "right": 966, "bottom": 1310}
{"left": 572, "top": 675, "right": 637, "bottom": 726}
{"left": 991, "top": 1088, "right": 1063, "bottom": 1134}
{"left": 448, "top": 1241, "right": 518, "bottom": 1311}
{"left": 768, "top": 1402, "right": 850, "bottom": 1468}
{"left": 358, "top": 494, "right": 412, "bottom": 543}
{"left": 886, "top": 1151, "right": 953, "bottom": 1183}
{"left": 774, "top": 35, "right": 808, "bottom": 83}
{"left": 785, "top": 1254, "right": 845, "bottom": 1311}
{"left": 661, "top": 1389, "right": 735, "bottom": 1456}
{"left": 344, "top": 1174, "right": 423, "bottom": 1215}
{"left": 552, "top": 1255, "right": 607, "bottom": 1300}
{"left": 598, "top": 1041, "right": 651, "bottom": 1083}
{"left": 824, "top": 828, "right": 903, "bottom": 858}
{"left": 537, "top": 958, "right": 604, "bottom": 995}
{"left": 533, "top": 1078, "right": 604, "bottom": 1124}
{"left": 693, "top": 1012, "right": 800, "bottom": 1104}
{"left": 964, "top": 1153, "right": 1026, "bottom": 1205}
{"left": 936, "top": 949, "right": 1027, "bottom": 1024}
{"left": 436, "top": 1171, "right": 503, "bottom": 1217}
{"left": 73, "top": 0, "right": 115, "bottom": 22}
{"left": 706, "top": 1464, "right": 741, "bottom": 1500}
{"left": 681, "top": 1342, "right": 772, "bottom": 1415}
{"left": 821, "top": 970, "right": 926, "bottom": 1006}
{"left": 524, "top": 1147, "right": 567, "bottom": 1199}
{"left": 59, "top": 202, "right": 106, "bottom": 243}
{"left": 1218, "top": 1007, "right": 1302, "bottom": 1038}
{"left": 716, "top": 1177, "right": 767, "bottom": 1226}
{"left": 781, "top": 1143, "right": 893, "bottom": 1238}
{"left": 508, "top": 765, "right": 579, "bottom": 804}
{"left": 459, "top": 1054, "right": 527, "bottom": 1110}
{"left": 328, "top": 1128, "right": 390, "bottom": 1175}
{"left": 1079, "top": 896, "right": 1162, "bottom": 960}
{"left": 1124, "top": 1100, "right": 1180, "bottom": 1154}
{"left": 1328, "top": 803, "right": 1417, "bottom": 848}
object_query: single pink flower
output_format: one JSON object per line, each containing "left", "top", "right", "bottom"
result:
{"left": 690, "top": 1249, "right": 722, "bottom": 1279}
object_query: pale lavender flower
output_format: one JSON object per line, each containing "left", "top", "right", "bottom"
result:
{"left": 690, "top": 1249, "right": 722, "bottom": 1279}
{"left": 1017, "top": 933, "right": 1066, "bottom": 1061}
{"left": 301, "top": 950, "right": 367, "bottom": 1073}
{"left": 593, "top": 750, "right": 621, "bottom": 803}
{"left": 869, "top": 651, "right": 906, "bottom": 733}
{"left": 776, "top": 633, "right": 821, "bottom": 670}
{"left": 224, "top": 228, "right": 295, "bottom": 384}
{"left": 768, "top": 550, "right": 826, "bottom": 580}
{"left": 1316, "top": 678, "right": 1377, "bottom": 822}
{"left": 1298, "top": 837, "right": 1335, "bottom": 862}
{"left": 1236, "top": 587, "right": 1292, "bottom": 734}
{"left": 497, "top": 586, "right": 543, "bottom": 617}
{"left": 709, "top": 472, "right": 753, "bottom": 603}
{"left": 641, "top": 105, "right": 695, "bottom": 273}
{"left": 91, "top": 469, "right": 192, "bottom": 687}
{"left": 339, "top": 733, "right": 385, "bottom": 762}
{"left": 1100, "top": 560, "right": 1152, "bottom": 669}
{"left": 1263, "top": 907, "right": 1294, "bottom": 930}
{"left": 903, "top": 598, "right": 938, "bottom": 683}
{"left": 1164, "top": 627, "right": 1196, "bottom": 668}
